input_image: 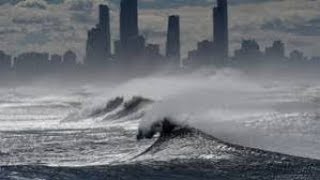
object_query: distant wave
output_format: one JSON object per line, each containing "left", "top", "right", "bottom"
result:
{"left": 102, "top": 96, "right": 153, "bottom": 120}
{"left": 62, "top": 96, "right": 153, "bottom": 122}
{"left": 89, "top": 97, "right": 124, "bottom": 118}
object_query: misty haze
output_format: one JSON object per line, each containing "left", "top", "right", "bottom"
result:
{"left": 1, "top": 0, "right": 320, "bottom": 180}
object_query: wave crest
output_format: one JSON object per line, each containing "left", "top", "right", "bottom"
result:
{"left": 62, "top": 96, "right": 153, "bottom": 122}
{"left": 134, "top": 117, "right": 317, "bottom": 164}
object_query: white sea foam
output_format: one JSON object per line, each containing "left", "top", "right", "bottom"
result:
{"left": 136, "top": 69, "right": 320, "bottom": 160}
{"left": 2, "top": 68, "right": 320, "bottom": 166}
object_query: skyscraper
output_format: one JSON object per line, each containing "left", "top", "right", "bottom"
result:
{"left": 166, "top": 15, "right": 181, "bottom": 63}
{"left": 99, "top": 4, "right": 111, "bottom": 56}
{"left": 0, "top": 50, "right": 11, "bottom": 73}
{"left": 265, "top": 40, "right": 285, "bottom": 59}
{"left": 86, "top": 4, "right": 111, "bottom": 66}
{"left": 120, "top": 0, "right": 139, "bottom": 57}
{"left": 213, "top": 0, "right": 228, "bottom": 61}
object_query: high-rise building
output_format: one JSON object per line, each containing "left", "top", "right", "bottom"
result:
{"left": 166, "top": 15, "right": 180, "bottom": 63}
{"left": 186, "top": 40, "right": 214, "bottom": 67}
{"left": 63, "top": 50, "right": 77, "bottom": 66}
{"left": 99, "top": 5, "right": 111, "bottom": 56}
{"left": 213, "top": 0, "right": 228, "bottom": 60}
{"left": 234, "top": 39, "right": 262, "bottom": 66}
{"left": 265, "top": 40, "right": 285, "bottom": 59}
{"left": 14, "top": 52, "right": 50, "bottom": 75}
{"left": 290, "top": 50, "right": 304, "bottom": 62}
{"left": 120, "top": 0, "right": 139, "bottom": 58}
{"left": 0, "top": 50, "right": 11, "bottom": 72}
{"left": 86, "top": 4, "right": 111, "bottom": 66}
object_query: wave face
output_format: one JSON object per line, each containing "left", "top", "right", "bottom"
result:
{"left": 0, "top": 93, "right": 154, "bottom": 167}
{"left": 137, "top": 70, "right": 320, "bottom": 160}
{"left": 136, "top": 118, "right": 319, "bottom": 162}
{"left": 2, "top": 119, "right": 320, "bottom": 180}
{"left": 2, "top": 69, "right": 320, "bottom": 179}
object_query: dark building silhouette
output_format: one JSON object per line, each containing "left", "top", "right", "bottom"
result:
{"left": 120, "top": 0, "right": 138, "bottom": 43}
{"left": 62, "top": 50, "right": 77, "bottom": 72}
{"left": 63, "top": 50, "right": 77, "bottom": 66}
{"left": 197, "top": 40, "right": 214, "bottom": 62}
{"left": 289, "top": 50, "right": 305, "bottom": 62}
{"left": 234, "top": 39, "right": 262, "bottom": 66}
{"left": 119, "top": 0, "right": 141, "bottom": 59}
{"left": 288, "top": 49, "right": 309, "bottom": 69}
{"left": 187, "top": 0, "right": 229, "bottom": 68}
{"left": 144, "top": 43, "right": 164, "bottom": 67}
{"left": 309, "top": 56, "right": 320, "bottom": 68}
{"left": 86, "top": 4, "right": 111, "bottom": 66}
{"left": 0, "top": 50, "right": 11, "bottom": 73}
{"left": 14, "top": 52, "right": 50, "bottom": 75}
{"left": 114, "top": 40, "right": 121, "bottom": 59}
{"left": 310, "top": 56, "right": 320, "bottom": 62}
{"left": 265, "top": 40, "right": 285, "bottom": 59}
{"left": 51, "top": 54, "right": 62, "bottom": 65}
{"left": 213, "top": 0, "right": 229, "bottom": 61}
{"left": 4, "top": 1, "right": 320, "bottom": 78}
{"left": 50, "top": 54, "right": 62, "bottom": 73}
{"left": 128, "top": 35, "right": 145, "bottom": 56}
{"left": 166, "top": 15, "right": 180, "bottom": 65}
{"left": 186, "top": 40, "right": 214, "bottom": 67}
{"left": 145, "top": 44, "right": 160, "bottom": 58}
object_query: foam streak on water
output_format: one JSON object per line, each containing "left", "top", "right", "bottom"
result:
{"left": 1, "top": 69, "right": 320, "bottom": 169}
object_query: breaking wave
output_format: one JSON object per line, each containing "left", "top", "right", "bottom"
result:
{"left": 62, "top": 96, "right": 153, "bottom": 123}
{"left": 2, "top": 116, "right": 320, "bottom": 180}
{"left": 135, "top": 117, "right": 313, "bottom": 163}
{"left": 3, "top": 69, "right": 320, "bottom": 179}
{"left": 60, "top": 68, "right": 320, "bottom": 161}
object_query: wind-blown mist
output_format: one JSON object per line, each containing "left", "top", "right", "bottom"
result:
{"left": 135, "top": 69, "right": 320, "bottom": 159}
{"left": 1, "top": 68, "right": 320, "bottom": 169}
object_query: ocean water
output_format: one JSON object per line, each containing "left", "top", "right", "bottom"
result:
{"left": 1, "top": 70, "right": 320, "bottom": 179}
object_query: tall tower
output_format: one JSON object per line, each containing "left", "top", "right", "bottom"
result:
{"left": 213, "top": 0, "right": 228, "bottom": 60}
{"left": 120, "top": 0, "right": 139, "bottom": 56}
{"left": 166, "top": 15, "right": 181, "bottom": 63}
{"left": 86, "top": 4, "right": 111, "bottom": 66}
{"left": 99, "top": 4, "right": 111, "bottom": 56}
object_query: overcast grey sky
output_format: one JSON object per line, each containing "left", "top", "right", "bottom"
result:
{"left": 1, "top": 0, "right": 320, "bottom": 60}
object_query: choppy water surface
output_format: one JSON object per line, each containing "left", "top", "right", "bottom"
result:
{"left": 1, "top": 71, "right": 320, "bottom": 179}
